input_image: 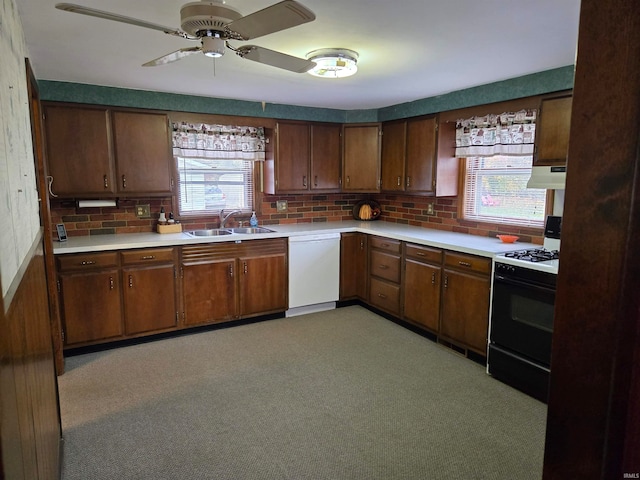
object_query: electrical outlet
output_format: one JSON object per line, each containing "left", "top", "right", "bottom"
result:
{"left": 426, "top": 203, "right": 435, "bottom": 215}
{"left": 136, "top": 204, "right": 151, "bottom": 218}
{"left": 276, "top": 200, "right": 288, "bottom": 212}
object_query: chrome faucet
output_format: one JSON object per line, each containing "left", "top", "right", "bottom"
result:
{"left": 219, "top": 209, "right": 242, "bottom": 228}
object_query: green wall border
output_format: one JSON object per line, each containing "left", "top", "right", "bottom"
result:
{"left": 39, "top": 65, "right": 574, "bottom": 124}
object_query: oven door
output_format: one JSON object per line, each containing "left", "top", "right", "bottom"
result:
{"left": 491, "top": 270, "right": 555, "bottom": 366}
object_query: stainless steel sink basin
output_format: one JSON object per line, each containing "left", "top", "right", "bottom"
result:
{"left": 184, "top": 229, "right": 234, "bottom": 237}
{"left": 225, "top": 227, "right": 274, "bottom": 234}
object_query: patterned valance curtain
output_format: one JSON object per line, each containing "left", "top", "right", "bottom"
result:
{"left": 454, "top": 109, "right": 537, "bottom": 157}
{"left": 172, "top": 122, "right": 266, "bottom": 161}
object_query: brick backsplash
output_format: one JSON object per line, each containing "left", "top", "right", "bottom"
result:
{"left": 50, "top": 194, "right": 543, "bottom": 244}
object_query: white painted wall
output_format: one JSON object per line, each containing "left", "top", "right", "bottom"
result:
{"left": 0, "top": 0, "right": 41, "bottom": 297}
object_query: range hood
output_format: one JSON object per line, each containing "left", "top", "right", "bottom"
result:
{"left": 526, "top": 165, "right": 566, "bottom": 189}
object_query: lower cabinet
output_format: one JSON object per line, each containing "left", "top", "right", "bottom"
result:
{"left": 339, "top": 232, "right": 368, "bottom": 300}
{"left": 121, "top": 248, "right": 178, "bottom": 335}
{"left": 58, "top": 258, "right": 123, "bottom": 345}
{"left": 368, "top": 236, "right": 402, "bottom": 315}
{"left": 57, "top": 248, "right": 178, "bottom": 347}
{"left": 439, "top": 252, "right": 491, "bottom": 354}
{"left": 181, "top": 239, "right": 287, "bottom": 326}
{"left": 402, "top": 243, "right": 442, "bottom": 333}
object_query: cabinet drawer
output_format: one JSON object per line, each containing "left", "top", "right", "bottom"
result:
{"left": 444, "top": 251, "right": 491, "bottom": 275}
{"left": 370, "top": 250, "right": 401, "bottom": 283}
{"left": 405, "top": 243, "right": 442, "bottom": 264}
{"left": 369, "top": 236, "right": 401, "bottom": 254}
{"left": 369, "top": 277, "right": 401, "bottom": 314}
{"left": 57, "top": 252, "right": 119, "bottom": 272}
{"left": 121, "top": 248, "right": 174, "bottom": 265}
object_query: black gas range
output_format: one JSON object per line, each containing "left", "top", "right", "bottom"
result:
{"left": 488, "top": 215, "right": 561, "bottom": 402}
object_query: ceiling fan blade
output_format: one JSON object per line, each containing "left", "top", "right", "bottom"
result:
{"left": 143, "top": 47, "right": 202, "bottom": 67}
{"left": 55, "top": 3, "right": 194, "bottom": 39}
{"left": 236, "top": 46, "right": 316, "bottom": 73}
{"left": 225, "top": 0, "right": 315, "bottom": 40}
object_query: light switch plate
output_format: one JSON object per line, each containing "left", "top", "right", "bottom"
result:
{"left": 136, "top": 204, "right": 151, "bottom": 218}
{"left": 276, "top": 200, "right": 288, "bottom": 212}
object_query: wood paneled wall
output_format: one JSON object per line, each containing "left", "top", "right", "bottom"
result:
{"left": 1, "top": 237, "right": 61, "bottom": 479}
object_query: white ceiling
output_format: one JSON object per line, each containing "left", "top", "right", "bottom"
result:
{"left": 16, "top": 0, "right": 581, "bottom": 110}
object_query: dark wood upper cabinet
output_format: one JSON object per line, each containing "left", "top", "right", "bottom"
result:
{"left": 112, "top": 110, "right": 173, "bottom": 195}
{"left": 273, "top": 121, "right": 341, "bottom": 193}
{"left": 43, "top": 102, "right": 173, "bottom": 198}
{"left": 381, "top": 115, "right": 437, "bottom": 194}
{"left": 44, "top": 104, "right": 116, "bottom": 196}
{"left": 342, "top": 123, "right": 381, "bottom": 192}
{"left": 533, "top": 93, "right": 573, "bottom": 166}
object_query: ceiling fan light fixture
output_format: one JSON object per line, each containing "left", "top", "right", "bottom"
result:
{"left": 306, "top": 48, "right": 358, "bottom": 78}
{"left": 202, "top": 33, "right": 225, "bottom": 58}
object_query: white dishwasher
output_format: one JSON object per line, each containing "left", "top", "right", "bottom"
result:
{"left": 287, "top": 233, "right": 341, "bottom": 317}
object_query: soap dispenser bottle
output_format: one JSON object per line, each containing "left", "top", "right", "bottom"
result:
{"left": 250, "top": 211, "right": 258, "bottom": 227}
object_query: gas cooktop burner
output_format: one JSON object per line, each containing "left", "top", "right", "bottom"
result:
{"left": 504, "top": 248, "right": 559, "bottom": 262}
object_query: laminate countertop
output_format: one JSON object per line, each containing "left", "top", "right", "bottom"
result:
{"left": 53, "top": 220, "right": 538, "bottom": 259}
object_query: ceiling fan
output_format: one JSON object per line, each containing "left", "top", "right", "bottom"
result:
{"left": 55, "top": 0, "right": 317, "bottom": 73}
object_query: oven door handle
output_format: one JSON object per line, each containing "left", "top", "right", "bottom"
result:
{"left": 494, "top": 275, "right": 556, "bottom": 294}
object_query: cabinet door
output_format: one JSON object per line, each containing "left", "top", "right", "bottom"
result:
{"left": 59, "top": 270, "right": 123, "bottom": 345}
{"left": 112, "top": 111, "right": 173, "bottom": 194}
{"left": 44, "top": 104, "right": 116, "bottom": 196}
{"left": 276, "top": 122, "right": 310, "bottom": 192}
{"left": 310, "top": 123, "right": 341, "bottom": 191}
{"left": 239, "top": 254, "right": 287, "bottom": 317}
{"left": 440, "top": 269, "right": 490, "bottom": 354}
{"left": 381, "top": 121, "right": 407, "bottom": 192}
{"left": 406, "top": 116, "right": 437, "bottom": 193}
{"left": 534, "top": 94, "right": 572, "bottom": 166}
{"left": 340, "top": 233, "right": 368, "bottom": 300}
{"left": 182, "top": 260, "right": 237, "bottom": 326}
{"left": 403, "top": 259, "right": 440, "bottom": 332}
{"left": 342, "top": 124, "right": 381, "bottom": 192}
{"left": 122, "top": 264, "right": 177, "bottom": 335}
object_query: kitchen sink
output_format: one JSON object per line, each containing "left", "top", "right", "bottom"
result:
{"left": 225, "top": 227, "right": 274, "bottom": 234}
{"left": 184, "top": 229, "right": 234, "bottom": 237}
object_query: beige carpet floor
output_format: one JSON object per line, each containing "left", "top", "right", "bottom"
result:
{"left": 58, "top": 305, "right": 547, "bottom": 479}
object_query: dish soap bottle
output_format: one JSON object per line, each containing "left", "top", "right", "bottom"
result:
{"left": 250, "top": 211, "right": 258, "bottom": 227}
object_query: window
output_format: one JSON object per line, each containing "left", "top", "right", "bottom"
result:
{"left": 455, "top": 109, "right": 547, "bottom": 227}
{"left": 176, "top": 157, "right": 255, "bottom": 217}
{"left": 171, "top": 123, "right": 265, "bottom": 217}
{"left": 462, "top": 155, "right": 547, "bottom": 227}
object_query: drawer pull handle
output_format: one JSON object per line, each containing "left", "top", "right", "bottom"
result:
{"left": 80, "top": 261, "right": 96, "bottom": 266}
{"left": 243, "top": 262, "right": 247, "bottom": 274}
{"left": 378, "top": 264, "right": 389, "bottom": 270}
{"left": 122, "top": 175, "right": 127, "bottom": 189}
{"left": 229, "top": 264, "right": 233, "bottom": 277}
{"left": 444, "top": 275, "right": 449, "bottom": 288}
{"left": 141, "top": 255, "right": 156, "bottom": 260}
{"left": 303, "top": 175, "right": 307, "bottom": 187}
{"left": 103, "top": 174, "right": 109, "bottom": 189}
{"left": 416, "top": 252, "right": 426, "bottom": 257}
{"left": 377, "top": 293, "right": 387, "bottom": 299}
{"left": 431, "top": 272, "right": 436, "bottom": 285}
{"left": 381, "top": 243, "right": 389, "bottom": 247}
{"left": 314, "top": 175, "right": 318, "bottom": 187}
{"left": 128, "top": 275, "right": 133, "bottom": 288}
{"left": 109, "top": 276, "right": 114, "bottom": 290}
{"left": 458, "top": 261, "right": 472, "bottom": 267}
{"left": 397, "top": 176, "right": 401, "bottom": 186}
{"left": 406, "top": 176, "right": 411, "bottom": 188}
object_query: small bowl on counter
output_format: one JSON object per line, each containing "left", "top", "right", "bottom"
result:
{"left": 497, "top": 234, "right": 519, "bottom": 243}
